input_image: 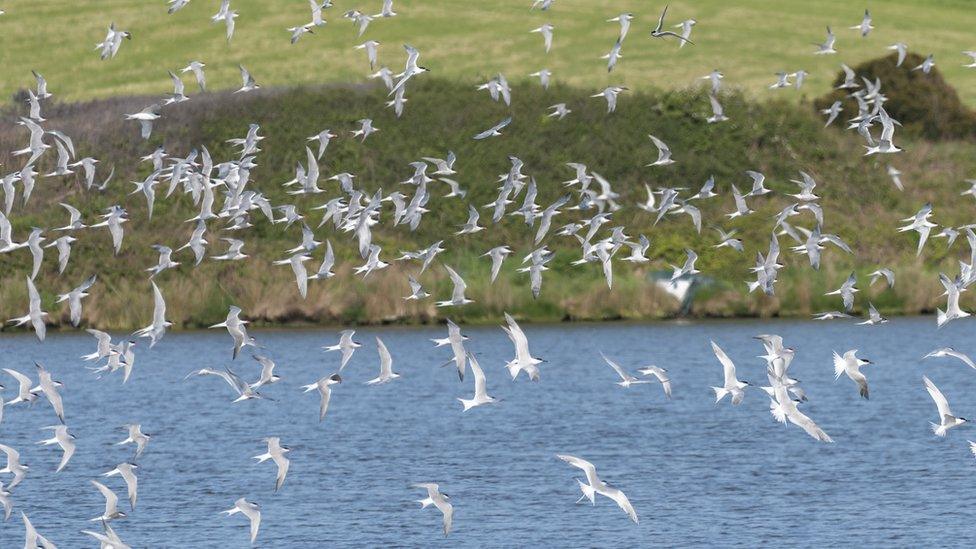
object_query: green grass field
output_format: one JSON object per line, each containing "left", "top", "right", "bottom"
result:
{"left": 3, "top": 1, "right": 976, "bottom": 104}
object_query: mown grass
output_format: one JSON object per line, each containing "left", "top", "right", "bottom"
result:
{"left": 0, "top": 78, "right": 972, "bottom": 330}
{"left": 3, "top": 1, "right": 976, "bottom": 104}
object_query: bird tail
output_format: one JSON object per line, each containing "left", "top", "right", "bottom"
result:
{"left": 936, "top": 308, "right": 947, "bottom": 328}
{"left": 711, "top": 387, "right": 729, "bottom": 403}
{"left": 575, "top": 479, "right": 596, "bottom": 505}
{"left": 931, "top": 422, "right": 947, "bottom": 437}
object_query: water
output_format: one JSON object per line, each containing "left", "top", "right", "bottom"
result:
{"left": 0, "top": 316, "right": 974, "bottom": 547}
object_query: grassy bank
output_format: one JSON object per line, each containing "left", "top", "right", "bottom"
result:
{"left": 2, "top": 1, "right": 976, "bottom": 104}
{"left": 0, "top": 78, "right": 972, "bottom": 330}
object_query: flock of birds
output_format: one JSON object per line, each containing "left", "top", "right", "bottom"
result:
{"left": 1, "top": 0, "right": 976, "bottom": 545}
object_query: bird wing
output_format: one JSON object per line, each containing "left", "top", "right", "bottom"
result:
{"left": 711, "top": 341, "right": 737, "bottom": 386}
{"left": 923, "top": 376, "right": 953, "bottom": 418}
{"left": 556, "top": 454, "right": 599, "bottom": 487}
{"left": 601, "top": 353, "right": 629, "bottom": 382}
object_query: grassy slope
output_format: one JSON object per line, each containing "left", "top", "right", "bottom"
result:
{"left": 2, "top": 1, "right": 976, "bottom": 104}
{"left": 0, "top": 79, "right": 972, "bottom": 331}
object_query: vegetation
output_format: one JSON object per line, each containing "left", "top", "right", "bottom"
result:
{"left": 0, "top": 77, "right": 973, "bottom": 331}
{"left": 4, "top": 1, "right": 976, "bottom": 104}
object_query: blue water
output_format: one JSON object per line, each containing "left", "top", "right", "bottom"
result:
{"left": 0, "top": 316, "right": 974, "bottom": 547}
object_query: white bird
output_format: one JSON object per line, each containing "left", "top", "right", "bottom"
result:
{"left": 253, "top": 437, "right": 290, "bottom": 492}
{"left": 432, "top": 319, "right": 468, "bottom": 381}
{"left": 555, "top": 454, "right": 638, "bottom": 524}
{"left": 21, "top": 512, "right": 55, "bottom": 548}
{"left": 636, "top": 365, "right": 672, "bottom": 399}
{"left": 924, "top": 347, "right": 976, "bottom": 370}
{"left": 591, "top": 86, "right": 627, "bottom": 113}
{"left": 181, "top": 60, "right": 207, "bottom": 91}
{"left": 273, "top": 253, "right": 311, "bottom": 298}
{"left": 646, "top": 134, "right": 674, "bottom": 166}
{"left": 8, "top": 277, "right": 47, "bottom": 341}
{"left": 414, "top": 483, "right": 454, "bottom": 536}
{"left": 483, "top": 246, "right": 512, "bottom": 283}
{"left": 212, "top": 0, "right": 239, "bottom": 42}
{"left": 924, "top": 376, "right": 968, "bottom": 437}
{"left": 813, "top": 26, "right": 836, "bottom": 54}
{"left": 134, "top": 281, "right": 171, "bottom": 347}
{"left": 124, "top": 104, "right": 160, "bottom": 140}
{"left": 209, "top": 305, "right": 253, "bottom": 359}
{"left": 33, "top": 363, "right": 65, "bottom": 424}
{"left": 355, "top": 40, "right": 380, "bottom": 69}
{"left": 102, "top": 463, "right": 138, "bottom": 510}
{"left": 222, "top": 497, "right": 261, "bottom": 543}
{"left": 857, "top": 303, "right": 887, "bottom": 326}
{"left": 530, "top": 23, "right": 554, "bottom": 53}
{"left": 236, "top": 64, "right": 259, "bottom": 93}
{"left": 825, "top": 271, "right": 858, "bottom": 312}
{"left": 850, "top": 9, "right": 873, "bottom": 37}
{"left": 937, "top": 273, "right": 969, "bottom": 327}
{"left": 607, "top": 12, "right": 633, "bottom": 42}
{"left": 602, "top": 353, "right": 650, "bottom": 388}
{"left": 473, "top": 117, "right": 512, "bottom": 140}
{"left": 91, "top": 480, "right": 127, "bottom": 522}
{"left": 324, "top": 330, "right": 361, "bottom": 370}
{"left": 117, "top": 423, "right": 151, "bottom": 459}
{"left": 833, "top": 350, "right": 872, "bottom": 399}
{"left": 0, "top": 444, "right": 29, "bottom": 489}
{"left": 36, "top": 425, "right": 75, "bottom": 473}
{"left": 673, "top": 18, "right": 696, "bottom": 47}
{"left": 457, "top": 353, "right": 496, "bottom": 411}
{"left": 437, "top": 265, "right": 474, "bottom": 307}
{"left": 710, "top": 341, "right": 748, "bottom": 405}
{"left": 502, "top": 313, "right": 544, "bottom": 381}
{"left": 301, "top": 373, "right": 342, "bottom": 422}
{"left": 888, "top": 42, "right": 908, "bottom": 66}
{"left": 913, "top": 54, "right": 935, "bottom": 74}
{"left": 366, "top": 337, "right": 400, "bottom": 385}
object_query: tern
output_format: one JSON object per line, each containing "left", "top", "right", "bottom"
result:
{"left": 458, "top": 353, "right": 496, "bottom": 411}
{"left": 249, "top": 355, "right": 281, "bottom": 389}
{"left": 592, "top": 86, "right": 626, "bottom": 113}
{"left": 254, "top": 437, "right": 290, "bottom": 492}
{"left": 366, "top": 337, "right": 400, "bottom": 385}
{"left": 483, "top": 246, "right": 513, "bottom": 283}
{"left": 0, "top": 444, "right": 29, "bottom": 489}
{"left": 602, "top": 353, "right": 650, "bottom": 388}
{"left": 637, "top": 365, "right": 672, "bottom": 399}
{"left": 22, "top": 512, "right": 55, "bottom": 548}
{"left": 473, "top": 117, "right": 512, "bottom": 140}
{"left": 833, "top": 350, "right": 872, "bottom": 399}
{"left": 235, "top": 64, "right": 259, "bottom": 93}
{"left": 134, "top": 281, "right": 171, "bottom": 347}
{"left": 437, "top": 265, "right": 474, "bottom": 307}
{"left": 82, "top": 520, "right": 130, "bottom": 549}
{"left": 813, "top": 26, "right": 836, "bottom": 54}
{"left": 607, "top": 13, "right": 633, "bottom": 42}
{"left": 432, "top": 319, "right": 468, "bottom": 381}
{"left": 414, "top": 483, "right": 454, "bottom": 536}
{"left": 711, "top": 341, "right": 749, "bottom": 404}
{"left": 8, "top": 277, "right": 47, "bottom": 341}
{"left": 503, "top": 312, "right": 544, "bottom": 381}
{"left": 530, "top": 23, "right": 554, "bottom": 53}
{"left": 36, "top": 425, "right": 75, "bottom": 473}
{"left": 857, "top": 303, "right": 887, "bottom": 325}
{"left": 91, "top": 480, "right": 127, "bottom": 522}
{"left": 222, "top": 498, "right": 261, "bottom": 543}
{"left": 646, "top": 134, "right": 674, "bottom": 166}
{"left": 825, "top": 272, "right": 858, "bottom": 312}
{"left": 209, "top": 305, "right": 253, "bottom": 359}
{"left": 924, "top": 376, "right": 968, "bottom": 436}
{"left": 868, "top": 268, "right": 895, "bottom": 288}
{"left": 117, "top": 424, "right": 151, "bottom": 459}
{"left": 124, "top": 104, "right": 160, "bottom": 140}
{"left": 301, "top": 374, "right": 342, "bottom": 422}
{"left": 33, "top": 363, "right": 65, "bottom": 423}
{"left": 850, "top": 9, "right": 873, "bottom": 36}
{"left": 102, "top": 463, "right": 138, "bottom": 510}
{"left": 651, "top": 5, "right": 692, "bottom": 44}
{"left": 924, "top": 347, "right": 976, "bottom": 370}
{"left": 324, "top": 330, "right": 361, "bottom": 370}
{"left": 556, "top": 454, "right": 638, "bottom": 524}
{"left": 888, "top": 42, "right": 908, "bottom": 66}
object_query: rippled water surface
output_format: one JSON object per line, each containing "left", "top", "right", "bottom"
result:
{"left": 0, "top": 316, "right": 974, "bottom": 547}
